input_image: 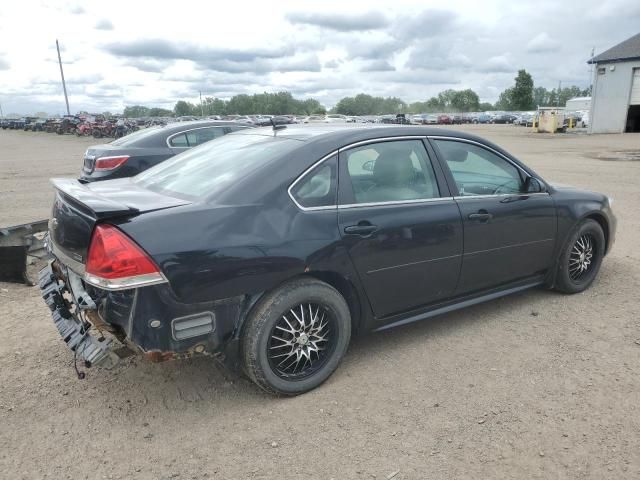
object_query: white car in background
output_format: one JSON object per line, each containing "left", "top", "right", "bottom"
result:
{"left": 579, "top": 111, "right": 590, "bottom": 128}
{"left": 325, "top": 114, "right": 348, "bottom": 123}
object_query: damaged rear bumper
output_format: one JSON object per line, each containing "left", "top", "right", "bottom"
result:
{"left": 39, "top": 261, "right": 120, "bottom": 368}
{"left": 39, "top": 257, "right": 248, "bottom": 373}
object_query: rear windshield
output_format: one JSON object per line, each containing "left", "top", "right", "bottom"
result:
{"left": 109, "top": 126, "right": 163, "bottom": 146}
{"left": 133, "top": 134, "right": 300, "bottom": 200}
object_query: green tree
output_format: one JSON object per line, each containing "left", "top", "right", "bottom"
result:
{"left": 148, "top": 107, "right": 173, "bottom": 117}
{"left": 174, "top": 101, "right": 195, "bottom": 116}
{"left": 511, "top": 69, "right": 534, "bottom": 110}
{"left": 450, "top": 89, "right": 480, "bottom": 112}
{"left": 495, "top": 88, "right": 514, "bottom": 110}
{"left": 479, "top": 102, "right": 495, "bottom": 111}
{"left": 123, "top": 105, "right": 150, "bottom": 117}
{"left": 532, "top": 87, "right": 549, "bottom": 108}
{"left": 301, "top": 98, "right": 323, "bottom": 115}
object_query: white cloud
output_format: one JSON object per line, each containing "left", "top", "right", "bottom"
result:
{"left": 526, "top": 32, "right": 560, "bottom": 53}
{"left": 0, "top": 0, "right": 638, "bottom": 113}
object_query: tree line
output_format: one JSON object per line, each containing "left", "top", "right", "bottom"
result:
{"left": 171, "top": 92, "right": 326, "bottom": 117}
{"left": 121, "top": 69, "right": 591, "bottom": 118}
{"left": 494, "top": 70, "right": 591, "bottom": 111}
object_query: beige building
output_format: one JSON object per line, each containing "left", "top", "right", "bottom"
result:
{"left": 588, "top": 32, "right": 640, "bottom": 133}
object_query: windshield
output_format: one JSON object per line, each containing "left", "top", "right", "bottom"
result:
{"left": 134, "top": 133, "right": 301, "bottom": 200}
{"left": 110, "top": 126, "right": 163, "bottom": 146}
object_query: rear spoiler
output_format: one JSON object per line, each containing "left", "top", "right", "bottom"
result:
{"left": 50, "top": 178, "right": 138, "bottom": 219}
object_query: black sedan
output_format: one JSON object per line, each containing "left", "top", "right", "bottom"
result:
{"left": 79, "top": 120, "right": 251, "bottom": 182}
{"left": 41, "top": 125, "right": 616, "bottom": 395}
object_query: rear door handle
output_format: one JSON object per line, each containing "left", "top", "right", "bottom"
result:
{"left": 468, "top": 212, "right": 492, "bottom": 222}
{"left": 344, "top": 224, "right": 378, "bottom": 235}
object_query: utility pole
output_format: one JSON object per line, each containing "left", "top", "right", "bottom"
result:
{"left": 199, "top": 91, "right": 204, "bottom": 117}
{"left": 56, "top": 39, "right": 70, "bottom": 116}
{"left": 556, "top": 80, "right": 562, "bottom": 107}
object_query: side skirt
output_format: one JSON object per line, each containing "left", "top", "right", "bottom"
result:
{"left": 373, "top": 278, "right": 544, "bottom": 332}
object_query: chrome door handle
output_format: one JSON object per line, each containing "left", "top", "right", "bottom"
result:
{"left": 468, "top": 212, "right": 492, "bottom": 222}
{"left": 344, "top": 224, "right": 378, "bottom": 235}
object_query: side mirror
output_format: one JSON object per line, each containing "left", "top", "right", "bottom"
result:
{"left": 524, "top": 176, "right": 544, "bottom": 193}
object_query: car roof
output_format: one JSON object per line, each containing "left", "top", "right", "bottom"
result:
{"left": 160, "top": 120, "right": 249, "bottom": 135}
{"left": 105, "top": 120, "right": 252, "bottom": 149}
{"left": 232, "top": 123, "right": 490, "bottom": 146}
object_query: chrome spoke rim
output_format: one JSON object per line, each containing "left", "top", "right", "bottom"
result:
{"left": 267, "top": 303, "right": 334, "bottom": 379}
{"left": 569, "top": 233, "right": 595, "bottom": 281}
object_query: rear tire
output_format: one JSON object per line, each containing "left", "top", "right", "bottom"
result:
{"left": 554, "top": 219, "right": 605, "bottom": 294}
{"left": 241, "top": 278, "right": 351, "bottom": 395}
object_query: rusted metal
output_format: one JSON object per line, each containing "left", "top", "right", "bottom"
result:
{"left": 144, "top": 344, "right": 208, "bottom": 363}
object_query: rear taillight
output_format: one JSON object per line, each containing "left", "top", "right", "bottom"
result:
{"left": 85, "top": 224, "right": 165, "bottom": 290}
{"left": 94, "top": 155, "right": 129, "bottom": 171}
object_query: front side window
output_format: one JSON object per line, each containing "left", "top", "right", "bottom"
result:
{"left": 434, "top": 140, "right": 525, "bottom": 196}
{"left": 290, "top": 156, "right": 337, "bottom": 209}
{"left": 344, "top": 140, "right": 440, "bottom": 204}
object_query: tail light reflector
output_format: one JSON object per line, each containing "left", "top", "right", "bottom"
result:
{"left": 94, "top": 155, "right": 129, "bottom": 171}
{"left": 85, "top": 224, "right": 165, "bottom": 290}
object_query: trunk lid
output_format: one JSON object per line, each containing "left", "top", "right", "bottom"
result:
{"left": 50, "top": 178, "right": 190, "bottom": 267}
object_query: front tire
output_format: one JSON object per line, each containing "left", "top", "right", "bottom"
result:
{"left": 554, "top": 219, "right": 605, "bottom": 293}
{"left": 242, "top": 278, "right": 351, "bottom": 395}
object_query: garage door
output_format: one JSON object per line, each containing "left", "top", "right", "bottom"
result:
{"left": 631, "top": 69, "right": 640, "bottom": 105}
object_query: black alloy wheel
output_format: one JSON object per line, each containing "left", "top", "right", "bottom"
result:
{"left": 266, "top": 302, "right": 336, "bottom": 380}
{"left": 568, "top": 233, "right": 596, "bottom": 281}
{"left": 242, "top": 278, "right": 351, "bottom": 395}
{"left": 554, "top": 219, "right": 605, "bottom": 293}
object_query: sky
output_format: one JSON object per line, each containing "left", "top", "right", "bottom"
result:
{"left": 1, "top": 0, "right": 639, "bottom": 115}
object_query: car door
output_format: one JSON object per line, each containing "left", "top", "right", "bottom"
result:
{"left": 337, "top": 138, "right": 463, "bottom": 319}
{"left": 431, "top": 137, "right": 556, "bottom": 294}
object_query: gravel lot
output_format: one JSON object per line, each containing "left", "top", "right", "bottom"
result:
{"left": 1, "top": 126, "right": 639, "bottom": 479}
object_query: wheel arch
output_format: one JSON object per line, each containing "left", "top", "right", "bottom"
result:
{"left": 236, "top": 270, "right": 364, "bottom": 342}
{"left": 546, "top": 210, "right": 610, "bottom": 289}
{"left": 582, "top": 212, "right": 610, "bottom": 254}
{"left": 301, "top": 271, "right": 363, "bottom": 335}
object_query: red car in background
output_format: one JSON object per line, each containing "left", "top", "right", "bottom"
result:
{"left": 437, "top": 114, "right": 452, "bottom": 124}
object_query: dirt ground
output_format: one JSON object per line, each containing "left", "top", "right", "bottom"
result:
{"left": 1, "top": 126, "right": 639, "bottom": 479}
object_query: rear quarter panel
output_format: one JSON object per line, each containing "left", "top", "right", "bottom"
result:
{"left": 114, "top": 199, "right": 360, "bottom": 306}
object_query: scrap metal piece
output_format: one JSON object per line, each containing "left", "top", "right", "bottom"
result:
{"left": 39, "top": 262, "right": 120, "bottom": 369}
{"left": 0, "top": 220, "right": 49, "bottom": 284}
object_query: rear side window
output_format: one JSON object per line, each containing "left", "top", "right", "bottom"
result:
{"left": 169, "top": 133, "right": 188, "bottom": 147}
{"left": 185, "top": 127, "right": 225, "bottom": 146}
{"left": 290, "top": 156, "right": 337, "bottom": 209}
{"left": 135, "top": 134, "right": 300, "bottom": 200}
